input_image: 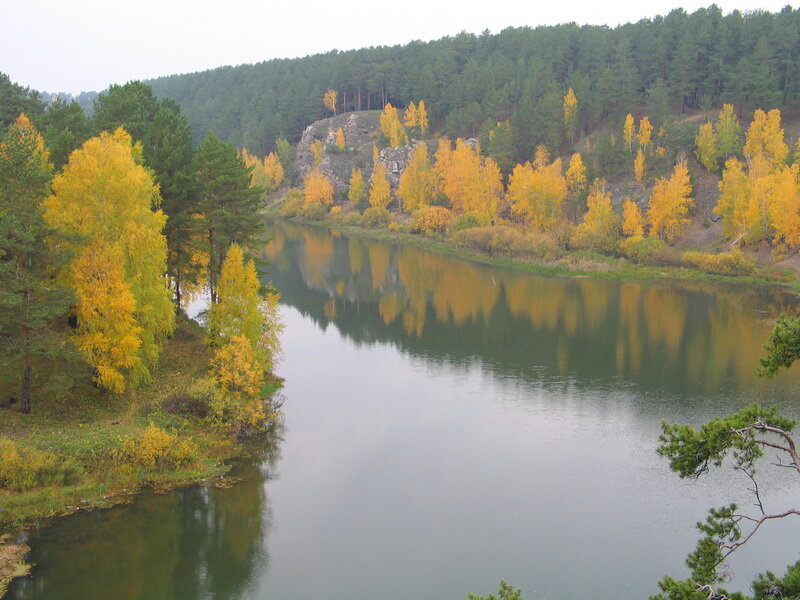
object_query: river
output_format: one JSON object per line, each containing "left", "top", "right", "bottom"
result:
{"left": 8, "top": 219, "right": 800, "bottom": 600}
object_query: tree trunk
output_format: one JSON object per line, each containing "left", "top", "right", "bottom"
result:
{"left": 208, "top": 228, "right": 217, "bottom": 304}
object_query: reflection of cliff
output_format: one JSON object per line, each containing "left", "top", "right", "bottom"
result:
{"left": 263, "top": 220, "right": 800, "bottom": 398}
{"left": 9, "top": 443, "right": 281, "bottom": 600}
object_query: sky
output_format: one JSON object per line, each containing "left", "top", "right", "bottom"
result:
{"left": 1, "top": 0, "right": 794, "bottom": 95}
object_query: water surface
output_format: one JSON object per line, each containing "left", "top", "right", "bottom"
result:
{"left": 9, "top": 220, "right": 800, "bottom": 600}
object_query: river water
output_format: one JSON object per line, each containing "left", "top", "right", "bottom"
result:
{"left": 8, "top": 220, "right": 800, "bottom": 600}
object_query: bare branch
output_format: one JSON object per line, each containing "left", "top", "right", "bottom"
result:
{"left": 722, "top": 510, "right": 800, "bottom": 559}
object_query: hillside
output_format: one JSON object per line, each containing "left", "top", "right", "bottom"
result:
{"left": 148, "top": 6, "right": 800, "bottom": 156}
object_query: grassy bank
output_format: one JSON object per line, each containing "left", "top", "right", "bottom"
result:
{"left": 269, "top": 208, "right": 799, "bottom": 290}
{"left": 0, "top": 316, "right": 282, "bottom": 596}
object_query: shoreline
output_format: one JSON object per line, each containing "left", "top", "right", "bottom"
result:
{"left": 0, "top": 315, "right": 283, "bottom": 598}
{"left": 267, "top": 211, "right": 800, "bottom": 292}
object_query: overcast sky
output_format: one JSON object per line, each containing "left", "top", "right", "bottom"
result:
{"left": 1, "top": 0, "right": 794, "bottom": 95}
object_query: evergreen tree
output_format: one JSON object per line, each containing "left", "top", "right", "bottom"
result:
{"left": 194, "top": 132, "right": 264, "bottom": 303}
{"left": 0, "top": 115, "right": 72, "bottom": 413}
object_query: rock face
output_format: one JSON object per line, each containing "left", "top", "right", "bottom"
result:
{"left": 295, "top": 112, "right": 419, "bottom": 192}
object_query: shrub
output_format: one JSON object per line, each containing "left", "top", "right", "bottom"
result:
{"left": 412, "top": 206, "right": 453, "bottom": 235}
{"left": 0, "top": 438, "right": 79, "bottom": 492}
{"left": 684, "top": 249, "right": 756, "bottom": 275}
{"left": 452, "top": 212, "right": 487, "bottom": 232}
{"left": 329, "top": 205, "right": 342, "bottom": 217}
{"left": 451, "top": 226, "right": 558, "bottom": 260}
{"left": 342, "top": 212, "right": 363, "bottom": 226}
{"left": 300, "top": 202, "right": 327, "bottom": 220}
{"left": 279, "top": 189, "right": 304, "bottom": 217}
{"left": 620, "top": 236, "right": 666, "bottom": 263}
{"left": 362, "top": 206, "right": 391, "bottom": 228}
{"left": 117, "top": 424, "right": 195, "bottom": 471}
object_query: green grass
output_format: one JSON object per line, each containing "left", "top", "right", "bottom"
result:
{"left": 0, "top": 315, "right": 269, "bottom": 534}
{"left": 269, "top": 209, "right": 799, "bottom": 290}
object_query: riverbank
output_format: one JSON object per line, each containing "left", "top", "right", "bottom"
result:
{"left": 0, "top": 315, "right": 283, "bottom": 597}
{"left": 268, "top": 209, "right": 800, "bottom": 290}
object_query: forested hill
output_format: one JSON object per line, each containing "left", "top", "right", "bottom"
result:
{"left": 148, "top": 6, "right": 800, "bottom": 158}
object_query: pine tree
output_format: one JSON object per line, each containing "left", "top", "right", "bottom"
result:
{"left": 0, "top": 115, "right": 73, "bottom": 412}
{"left": 194, "top": 132, "right": 264, "bottom": 304}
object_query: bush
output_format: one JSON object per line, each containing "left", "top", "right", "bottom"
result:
{"left": 362, "top": 206, "right": 391, "bottom": 228}
{"left": 451, "top": 226, "right": 558, "bottom": 260}
{"left": 116, "top": 424, "right": 195, "bottom": 471}
{"left": 300, "top": 202, "right": 328, "bottom": 220}
{"left": 684, "top": 249, "right": 756, "bottom": 275}
{"left": 342, "top": 212, "right": 363, "bottom": 226}
{"left": 0, "top": 438, "right": 80, "bottom": 492}
{"left": 620, "top": 236, "right": 666, "bottom": 263}
{"left": 452, "top": 212, "right": 487, "bottom": 232}
{"left": 412, "top": 206, "right": 453, "bottom": 235}
{"left": 279, "top": 189, "right": 304, "bottom": 217}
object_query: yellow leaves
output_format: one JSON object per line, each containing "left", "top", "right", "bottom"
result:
{"left": 404, "top": 100, "right": 429, "bottom": 137}
{"left": 303, "top": 167, "right": 334, "bottom": 209}
{"left": 240, "top": 147, "right": 271, "bottom": 190}
{"left": 348, "top": 168, "right": 366, "bottom": 206}
{"left": 211, "top": 335, "right": 265, "bottom": 401}
{"left": 637, "top": 117, "right": 653, "bottom": 149}
{"left": 435, "top": 138, "right": 501, "bottom": 222}
{"left": 571, "top": 179, "right": 619, "bottom": 251}
{"left": 622, "top": 199, "right": 645, "bottom": 238}
{"left": 623, "top": 114, "right": 635, "bottom": 154}
{"left": 380, "top": 103, "right": 408, "bottom": 147}
{"left": 323, "top": 89, "right": 338, "bottom": 114}
{"left": 507, "top": 151, "right": 567, "bottom": 231}
{"left": 207, "top": 244, "right": 283, "bottom": 426}
{"left": 310, "top": 139, "right": 325, "bottom": 165}
{"left": 767, "top": 164, "right": 800, "bottom": 247}
{"left": 335, "top": 127, "right": 346, "bottom": 151}
{"left": 369, "top": 162, "right": 392, "bottom": 209}
{"left": 647, "top": 160, "right": 693, "bottom": 242}
{"left": 45, "top": 128, "right": 173, "bottom": 391}
{"left": 398, "top": 142, "right": 437, "bottom": 212}
{"left": 695, "top": 122, "right": 720, "bottom": 172}
{"left": 744, "top": 108, "right": 788, "bottom": 170}
{"left": 263, "top": 152, "right": 285, "bottom": 190}
{"left": 634, "top": 148, "right": 645, "bottom": 183}
{"left": 563, "top": 88, "right": 578, "bottom": 138}
{"left": 207, "top": 244, "right": 262, "bottom": 346}
{"left": 71, "top": 241, "right": 142, "bottom": 393}
{"left": 715, "top": 158, "right": 750, "bottom": 239}
{"left": 565, "top": 153, "right": 587, "bottom": 196}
